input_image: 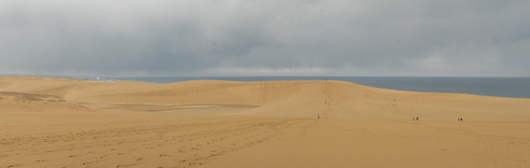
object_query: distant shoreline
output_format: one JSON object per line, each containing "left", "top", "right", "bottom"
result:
{"left": 1, "top": 75, "right": 530, "bottom": 99}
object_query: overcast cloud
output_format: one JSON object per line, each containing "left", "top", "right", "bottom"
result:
{"left": 1, "top": 0, "right": 529, "bottom": 77}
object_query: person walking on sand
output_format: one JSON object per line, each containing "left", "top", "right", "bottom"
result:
{"left": 416, "top": 117, "right": 419, "bottom": 121}
{"left": 318, "top": 114, "right": 320, "bottom": 119}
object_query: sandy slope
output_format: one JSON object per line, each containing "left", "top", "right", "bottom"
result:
{"left": 1, "top": 76, "right": 529, "bottom": 168}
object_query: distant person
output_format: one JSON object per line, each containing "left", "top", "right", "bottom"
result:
{"left": 413, "top": 117, "right": 415, "bottom": 121}
{"left": 318, "top": 114, "right": 320, "bottom": 119}
{"left": 461, "top": 118, "right": 463, "bottom": 121}
{"left": 416, "top": 117, "right": 419, "bottom": 121}
{"left": 323, "top": 114, "right": 325, "bottom": 119}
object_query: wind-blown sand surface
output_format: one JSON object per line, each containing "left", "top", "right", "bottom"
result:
{"left": 1, "top": 76, "right": 529, "bottom": 168}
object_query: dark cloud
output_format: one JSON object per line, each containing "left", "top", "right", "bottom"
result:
{"left": 1, "top": 0, "right": 529, "bottom": 77}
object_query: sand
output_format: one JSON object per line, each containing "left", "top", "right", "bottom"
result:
{"left": 1, "top": 76, "right": 529, "bottom": 168}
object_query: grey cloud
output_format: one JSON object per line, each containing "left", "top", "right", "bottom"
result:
{"left": 0, "top": 0, "right": 529, "bottom": 77}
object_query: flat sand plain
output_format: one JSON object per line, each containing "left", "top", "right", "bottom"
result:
{"left": 1, "top": 76, "right": 530, "bottom": 168}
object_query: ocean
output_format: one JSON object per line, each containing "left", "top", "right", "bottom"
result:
{"left": 108, "top": 77, "right": 530, "bottom": 99}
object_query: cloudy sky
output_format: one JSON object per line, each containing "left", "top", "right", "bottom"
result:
{"left": 1, "top": 0, "right": 529, "bottom": 77}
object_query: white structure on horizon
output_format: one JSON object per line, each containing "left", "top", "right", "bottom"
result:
{"left": 96, "top": 77, "right": 100, "bottom": 81}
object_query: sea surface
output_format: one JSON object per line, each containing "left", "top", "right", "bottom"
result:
{"left": 111, "top": 77, "right": 530, "bottom": 99}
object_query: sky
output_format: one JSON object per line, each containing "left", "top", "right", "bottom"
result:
{"left": 1, "top": 0, "right": 529, "bottom": 77}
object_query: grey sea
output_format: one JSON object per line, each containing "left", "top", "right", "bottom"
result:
{"left": 107, "top": 77, "right": 530, "bottom": 99}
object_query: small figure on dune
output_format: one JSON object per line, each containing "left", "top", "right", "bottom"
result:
{"left": 416, "top": 117, "right": 419, "bottom": 121}
{"left": 461, "top": 118, "right": 463, "bottom": 121}
{"left": 318, "top": 114, "right": 320, "bottom": 119}
{"left": 323, "top": 114, "right": 325, "bottom": 119}
{"left": 413, "top": 117, "right": 415, "bottom": 121}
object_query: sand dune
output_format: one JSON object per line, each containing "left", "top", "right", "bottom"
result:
{"left": 1, "top": 76, "right": 529, "bottom": 168}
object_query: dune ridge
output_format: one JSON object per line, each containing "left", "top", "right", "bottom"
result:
{"left": 1, "top": 76, "right": 529, "bottom": 168}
